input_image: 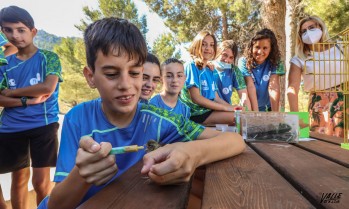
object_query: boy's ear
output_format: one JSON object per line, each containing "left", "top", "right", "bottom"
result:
{"left": 31, "top": 28, "right": 37, "bottom": 37}
{"left": 83, "top": 66, "right": 96, "bottom": 89}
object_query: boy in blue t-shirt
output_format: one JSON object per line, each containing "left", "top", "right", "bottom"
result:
{"left": 150, "top": 58, "right": 191, "bottom": 118}
{"left": 38, "top": 18, "right": 245, "bottom": 209}
{"left": 213, "top": 40, "right": 251, "bottom": 110}
{"left": 0, "top": 6, "right": 62, "bottom": 208}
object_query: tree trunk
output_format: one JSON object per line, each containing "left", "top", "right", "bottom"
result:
{"left": 221, "top": 8, "right": 229, "bottom": 41}
{"left": 261, "top": 0, "right": 286, "bottom": 111}
{"left": 289, "top": 0, "right": 305, "bottom": 57}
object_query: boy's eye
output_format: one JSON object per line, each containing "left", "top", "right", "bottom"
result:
{"left": 130, "top": 72, "right": 141, "bottom": 77}
{"left": 153, "top": 78, "right": 161, "bottom": 83}
{"left": 105, "top": 73, "right": 117, "bottom": 78}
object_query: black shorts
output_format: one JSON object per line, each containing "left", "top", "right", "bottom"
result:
{"left": 0, "top": 122, "right": 59, "bottom": 174}
{"left": 190, "top": 111, "right": 213, "bottom": 124}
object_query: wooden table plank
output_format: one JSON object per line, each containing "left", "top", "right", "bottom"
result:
{"left": 78, "top": 161, "right": 191, "bottom": 209}
{"left": 250, "top": 143, "right": 349, "bottom": 209}
{"left": 295, "top": 140, "right": 349, "bottom": 168}
{"left": 202, "top": 147, "right": 314, "bottom": 209}
{"left": 310, "top": 132, "right": 343, "bottom": 145}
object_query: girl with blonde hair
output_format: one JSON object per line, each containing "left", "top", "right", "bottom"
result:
{"left": 181, "top": 31, "right": 238, "bottom": 125}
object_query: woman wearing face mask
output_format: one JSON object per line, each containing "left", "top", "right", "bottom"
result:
{"left": 213, "top": 40, "right": 251, "bottom": 110}
{"left": 287, "top": 16, "right": 344, "bottom": 137}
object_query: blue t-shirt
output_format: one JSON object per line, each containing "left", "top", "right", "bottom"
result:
{"left": 0, "top": 32, "right": 8, "bottom": 66}
{"left": 39, "top": 99, "right": 204, "bottom": 207}
{"left": 215, "top": 65, "right": 246, "bottom": 104}
{"left": 181, "top": 60, "right": 217, "bottom": 116}
{"left": 149, "top": 94, "right": 191, "bottom": 119}
{"left": 238, "top": 57, "right": 284, "bottom": 111}
{"left": 0, "top": 49, "right": 63, "bottom": 133}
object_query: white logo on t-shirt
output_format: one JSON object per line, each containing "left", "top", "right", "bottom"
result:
{"left": 263, "top": 74, "right": 270, "bottom": 81}
{"left": 30, "top": 73, "right": 41, "bottom": 85}
{"left": 8, "top": 79, "right": 16, "bottom": 89}
{"left": 223, "top": 87, "right": 230, "bottom": 95}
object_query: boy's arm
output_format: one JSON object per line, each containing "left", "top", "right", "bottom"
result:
{"left": 245, "top": 77, "right": 259, "bottom": 111}
{"left": 213, "top": 92, "right": 237, "bottom": 109}
{"left": 1, "top": 75, "right": 58, "bottom": 98}
{"left": 48, "top": 137, "right": 118, "bottom": 209}
{"left": 268, "top": 74, "right": 280, "bottom": 111}
{"left": 0, "top": 94, "right": 48, "bottom": 107}
{"left": 141, "top": 128, "right": 245, "bottom": 185}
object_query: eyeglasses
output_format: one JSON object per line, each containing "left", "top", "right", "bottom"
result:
{"left": 300, "top": 24, "right": 319, "bottom": 36}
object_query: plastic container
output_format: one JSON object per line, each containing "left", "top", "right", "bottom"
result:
{"left": 240, "top": 112, "right": 299, "bottom": 143}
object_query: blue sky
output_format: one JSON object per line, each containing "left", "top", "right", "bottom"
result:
{"left": 0, "top": 0, "right": 169, "bottom": 46}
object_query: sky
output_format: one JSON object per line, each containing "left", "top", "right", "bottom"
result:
{"left": 0, "top": 0, "right": 169, "bottom": 45}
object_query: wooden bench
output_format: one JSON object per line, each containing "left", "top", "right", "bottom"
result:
{"left": 249, "top": 142, "right": 349, "bottom": 209}
{"left": 79, "top": 139, "right": 349, "bottom": 209}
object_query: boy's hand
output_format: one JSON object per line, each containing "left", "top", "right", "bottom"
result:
{"left": 141, "top": 142, "right": 198, "bottom": 185}
{"left": 76, "top": 136, "right": 118, "bottom": 186}
{"left": 0, "top": 89, "right": 10, "bottom": 96}
{"left": 27, "top": 95, "right": 50, "bottom": 105}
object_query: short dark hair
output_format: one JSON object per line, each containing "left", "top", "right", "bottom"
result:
{"left": 146, "top": 52, "right": 160, "bottom": 68}
{"left": 161, "top": 58, "right": 183, "bottom": 67}
{"left": 84, "top": 17, "right": 147, "bottom": 71}
{"left": 0, "top": 6, "right": 35, "bottom": 29}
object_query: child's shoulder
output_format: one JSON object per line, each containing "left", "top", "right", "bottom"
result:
{"left": 140, "top": 103, "right": 183, "bottom": 122}
{"left": 38, "top": 48, "right": 59, "bottom": 58}
{"left": 65, "top": 98, "right": 101, "bottom": 118}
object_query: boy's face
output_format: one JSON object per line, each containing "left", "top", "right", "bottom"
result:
{"left": 162, "top": 63, "right": 185, "bottom": 95}
{"left": 1, "top": 22, "right": 36, "bottom": 49}
{"left": 140, "top": 62, "right": 161, "bottom": 100}
{"left": 84, "top": 50, "right": 143, "bottom": 120}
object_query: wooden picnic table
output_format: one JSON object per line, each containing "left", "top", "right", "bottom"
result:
{"left": 78, "top": 133, "right": 349, "bottom": 209}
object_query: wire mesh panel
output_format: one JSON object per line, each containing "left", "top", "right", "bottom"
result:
{"left": 305, "top": 28, "right": 349, "bottom": 148}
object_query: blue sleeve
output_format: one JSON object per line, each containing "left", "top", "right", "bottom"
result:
{"left": 185, "top": 61, "right": 200, "bottom": 89}
{"left": 238, "top": 57, "right": 251, "bottom": 77}
{"left": 161, "top": 114, "right": 204, "bottom": 143}
{"left": 54, "top": 113, "right": 80, "bottom": 183}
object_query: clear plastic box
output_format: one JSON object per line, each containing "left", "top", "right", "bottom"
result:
{"left": 240, "top": 112, "right": 299, "bottom": 143}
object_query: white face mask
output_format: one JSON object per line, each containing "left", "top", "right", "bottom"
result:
{"left": 214, "top": 61, "right": 231, "bottom": 70}
{"left": 302, "top": 28, "right": 323, "bottom": 45}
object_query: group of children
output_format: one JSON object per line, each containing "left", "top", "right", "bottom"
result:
{"left": 0, "top": 6, "right": 247, "bottom": 209}
{"left": 138, "top": 28, "right": 285, "bottom": 126}
{"left": 0, "top": 2, "right": 293, "bottom": 208}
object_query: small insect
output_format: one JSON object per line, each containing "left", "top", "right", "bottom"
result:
{"left": 145, "top": 139, "right": 162, "bottom": 153}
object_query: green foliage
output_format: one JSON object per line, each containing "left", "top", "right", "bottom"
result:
{"left": 152, "top": 33, "right": 181, "bottom": 63}
{"left": 304, "top": 0, "right": 349, "bottom": 34}
{"left": 34, "top": 30, "right": 62, "bottom": 51}
{"left": 76, "top": 0, "right": 143, "bottom": 33}
{"left": 144, "top": 0, "right": 261, "bottom": 52}
{"left": 54, "top": 38, "right": 99, "bottom": 110}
